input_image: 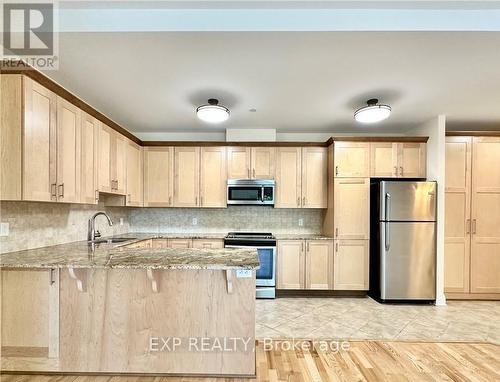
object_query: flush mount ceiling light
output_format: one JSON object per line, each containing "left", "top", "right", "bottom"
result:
{"left": 354, "top": 98, "right": 391, "bottom": 124}
{"left": 196, "top": 98, "right": 230, "bottom": 123}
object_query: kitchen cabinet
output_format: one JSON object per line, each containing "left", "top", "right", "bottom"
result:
{"left": 80, "top": 112, "right": 99, "bottom": 204}
{"left": 125, "top": 141, "right": 143, "bottom": 207}
{"left": 174, "top": 147, "right": 200, "bottom": 207}
{"left": 333, "top": 240, "right": 369, "bottom": 290}
{"left": 151, "top": 239, "right": 169, "bottom": 248}
{"left": 398, "top": 143, "right": 426, "bottom": 178}
{"left": 470, "top": 137, "right": 500, "bottom": 294}
{"left": 277, "top": 239, "right": 333, "bottom": 290}
{"left": 169, "top": 239, "right": 192, "bottom": 248}
{"left": 192, "top": 239, "right": 224, "bottom": 249}
{"left": 334, "top": 142, "right": 370, "bottom": 178}
{"left": 370, "top": 142, "right": 426, "bottom": 178}
{"left": 56, "top": 97, "right": 81, "bottom": 203}
{"left": 22, "top": 77, "right": 57, "bottom": 202}
{"left": 275, "top": 147, "right": 327, "bottom": 208}
{"left": 143, "top": 147, "right": 174, "bottom": 207}
{"left": 200, "top": 147, "right": 227, "bottom": 207}
{"left": 277, "top": 240, "right": 305, "bottom": 289}
{"left": 334, "top": 178, "right": 370, "bottom": 240}
{"left": 1, "top": 268, "right": 59, "bottom": 358}
{"left": 445, "top": 136, "right": 500, "bottom": 298}
{"left": 125, "top": 239, "right": 153, "bottom": 249}
{"left": 97, "top": 125, "right": 126, "bottom": 195}
{"left": 227, "top": 147, "right": 275, "bottom": 179}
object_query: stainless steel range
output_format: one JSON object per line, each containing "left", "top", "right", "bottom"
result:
{"left": 224, "top": 232, "right": 276, "bottom": 299}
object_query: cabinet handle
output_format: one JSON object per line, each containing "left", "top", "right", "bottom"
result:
{"left": 400, "top": 167, "right": 404, "bottom": 177}
{"left": 335, "top": 166, "right": 339, "bottom": 176}
{"left": 335, "top": 242, "right": 338, "bottom": 252}
{"left": 58, "top": 183, "right": 64, "bottom": 198}
{"left": 301, "top": 241, "right": 304, "bottom": 252}
{"left": 95, "top": 190, "right": 99, "bottom": 202}
{"left": 472, "top": 219, "right": 477, "bottom": 234}
{"left": 306, "top": 241, "right": 310, "bottom": 252}
{"left": 127, "top": 194, "right": 131, "bottom": 204}
{"left": 335, "top": 228, "right": 338, "bottom": 237}
{"left": 169, "top": 196, "right": 172, "bottom": 206}
{"left": 297, "top": 197, "right": 300, "bottom": 207}
{"left": 253, "top": 168, "right": 256, "bottom": 178}
{"left": 466, "top": 219, "right": 471, "bottom": 234}
{"left": 200, "top": 196, "right": 203, "bottom": 206}
{"left": 50, "top": 268, "right": 56, "bottom": 285}
{"left": 303, "top": 196, "right": 306, "bottom": 206}
{"left": 195, "top": 196, "right": 198, "bottom": 206}
{"left": 115, "top": 180, "right": 119, "bottom": 189}
{"left": 247, "top": 168, "right": 250, "bottom": 178}
{"left": 51, "top": 183, "right": 57, "bottom": 198}
{"left": 394, "top": 166, "right": 398, "bottom": 177}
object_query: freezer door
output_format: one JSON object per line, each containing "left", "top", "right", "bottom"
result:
{"left": 379, "top": 181, "right": 437, "bottom": 222}
{"left": 380, "top": 222, "right": 436, "bottom": 300}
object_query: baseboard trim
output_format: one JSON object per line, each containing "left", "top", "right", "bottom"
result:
{"left": 446, "top": 292, "right": 500, "bottom": 300}
{"left": 276, "top": 290, "right": 367, "bottom": 298}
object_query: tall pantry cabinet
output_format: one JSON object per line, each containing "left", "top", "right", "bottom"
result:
{"left": 445, "top": 136, "right": 500, "bottom": 298}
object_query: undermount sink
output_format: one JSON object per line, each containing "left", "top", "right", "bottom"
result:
{"left": 89, "top": 237, "right": 136, "bottom": 244}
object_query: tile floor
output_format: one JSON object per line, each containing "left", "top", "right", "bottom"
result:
{"left": 255, "top": 297, "right": 500, "bottom": 344}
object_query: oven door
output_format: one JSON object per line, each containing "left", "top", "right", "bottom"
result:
{"left": 226, "top": 246, "right": 276, "bottom": 287}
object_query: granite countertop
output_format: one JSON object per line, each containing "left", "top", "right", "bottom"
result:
{"left": 0, "top": 233, "right": 258, "bottom": 270}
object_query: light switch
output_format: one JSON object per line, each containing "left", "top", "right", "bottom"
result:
{"left": 0, "top": 222, "right": 9, "bottom": 237}
{"left": 192, "top": 218, "right": 198, "bottom": 226}
{"left": 120, "top": 218, "right": 124, "bottom": 226}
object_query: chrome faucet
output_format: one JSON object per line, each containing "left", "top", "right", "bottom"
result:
{"left": 88, "top": 212, "right": 113, "bottom": 242}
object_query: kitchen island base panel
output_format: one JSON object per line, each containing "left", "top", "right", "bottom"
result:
{"left": 1, "top": 269, "right": 256, "bottom": 376}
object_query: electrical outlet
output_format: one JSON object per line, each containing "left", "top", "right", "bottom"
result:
{"left": 298, "top": 218, "right": 304, "bottom": 227}
{"left": 0, "top": 222, "right": 9, "bottom": 237}
{"left": 236, "top": 270, "right": 252, "bottom": 278}
{"left": 192, "top": 218, "right": 198, "bottom": 226}
{"left": 119, "top": 218, "right": 124, "bottom": 226}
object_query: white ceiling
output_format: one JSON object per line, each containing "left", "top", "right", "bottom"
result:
{"left": 44, "top": 31, "right": 500, "bottom": 135}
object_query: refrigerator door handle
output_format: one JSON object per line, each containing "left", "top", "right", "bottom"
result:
{"left": 385, "top": 192, "right": 391, "bottom": 221}
{"left": 385, "top": 223, "right": 390, "bottom": 251}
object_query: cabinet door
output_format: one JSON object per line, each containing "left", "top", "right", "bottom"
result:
{"left": 333, "top": 240, "right": 369, "bottom": 290}
{"left": 334, "top": 142, "right": 370, "bottom": 178}
{"left": 192, "top": 239, "right": 224, "bottom": 249}
{"left": 334, "top": 178, "right": 370, "bottom": 240}
{"left": 200, "top": 147, "right": 227, "bottom": 207}
{"left": 470, "top": 137, "right": 500, "bottom": 293}
{"left": 144, "top": 147, "right": 174, "bottom": 207}
{"left": 227, "top": 147, "right": 251, "bottom": 179}
{"left": 398, "top": 143, "right": 426, "bottom": 178}
{"left": 1, "top": 268, "right": 59, "bottom": 358}
{"left": 97, "top": 124, "right": 113, "bottom": 193}
{"left": 301, "top": 147, "right": 327, "bottom": 208}
{"left": 169, "top": 239, "right": 192, "bottom": 248}
{"left": 126, "top": 141, "right": 143, "bottom": 207}
{"left": 23, "top": 77, "right": 57, "bottom": 202}
{"left": 305, "top": 240, "right": 333, "bottom": 290}
{"left": 80, "top": 112, "right": 99, "bottom": 204}
{"left": 174, "top": 147, "right": 200, "bottom": 207}
{"left": 275, "top": 147, "right": 302, "bottom": 208}
{"left": 151, "top": 239, "right": 169, "bottom": 249}
{"left": 114, "top": 133, "right": 127, "bottom": 194}
{"left": 277, "top": 240, "right": 305, "bottom": 289}
{"left": 444, "top": 137, "right": 472, "bottom": 293}
{"left": 251, "top": 147, "right": 275, "bottom": 179}
{"left": 370, "top": 142, "right": 398, "bottom": 178}
{"left": 56, "top": 97, "right": 81, "bottom": 203}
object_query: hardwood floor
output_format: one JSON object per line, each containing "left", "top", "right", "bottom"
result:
{"left": 1, "top": 340, "right": 499, "bottom": 382}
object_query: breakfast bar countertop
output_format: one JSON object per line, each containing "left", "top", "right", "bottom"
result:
{"left": 0, "top": 233, "right": 259, "bottom": 270}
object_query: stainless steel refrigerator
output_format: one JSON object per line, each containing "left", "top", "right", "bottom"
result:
{"left": 370, "top": 181, "right": 437, "bottom": 302}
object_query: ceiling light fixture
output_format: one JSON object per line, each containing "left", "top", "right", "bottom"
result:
{"left": 354, "top": 98, "right": 391, "bottom": 124}
{"left": 196, "top": 98, "right": 230, "bottom": 123}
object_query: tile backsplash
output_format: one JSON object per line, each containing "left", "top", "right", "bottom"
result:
{"left": 0, "top": 202, "right": 129, "bottom": 253}
{"left": 129, "top": 206, "right": 324, "bottom": 235}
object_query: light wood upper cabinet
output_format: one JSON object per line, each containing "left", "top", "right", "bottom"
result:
{"left": 370, "top": 142, "right": 398, "bottom": 178}
{"left": 301, "top": 147, "right": 327, "bottom": 208}
{"left": 114, "top": 134, "right": 127, "bottom": 194}
{"left": 126, "top": 141, "right": 143, "bottom": 207}
{"left": 277, "top": 240, "right": 305, "bottom": 289}
{"left": 97, "top": 125, "right": 113, "bottom": 193}
{"left": 399, "top": 142, "right": 426, "bottom": 178}
{"left": 1, "top": 268, "right": 59, "bottom": 358}
{"left": 227, "top": 147, "right": 251, "bottom": 179}
{"left": 305, "top": 240, "right": 333, "bottom": 290}
{"left": 80, "top": 113, "right": 99, "bottom": 204}
{"left": 200, "top": 147, "right": 227, "bottom": 207}
{"left": 23, "top": 77, "right": 57, "bottom": 202}
{"left": 470, "top": 137, "right": 500, "bottom": 294}
{"left": 174, "top": 147, "right": 200, "bottom": 207}
{"left": 334, "top": 178, "right": 370, "bottom": 240}
{"left": 444, "top": 137, "right": 472, "bottom": 293}
{"left": 251, "top": 147, "right": 275, "bottom": 179}
{"left": 333, "top": 240, "right": 369, "bottom": 290}
{"left": 334, "top": 142, "right": 370, "bottom": 178}
{"left": 56, "top": 97, "right": 81, "bottom": 203}
{"left": 275, "top": 147, "right": 302, "bottom": 208}
{"left": 97, "top": 125, "right": 127, "bottom": 195}
{"left": 143, "top": 147, "right": 174, "bottom": 207}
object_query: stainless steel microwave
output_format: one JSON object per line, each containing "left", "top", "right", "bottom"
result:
{"left": 227, "top": 179, "right": 275, "bottom": 205}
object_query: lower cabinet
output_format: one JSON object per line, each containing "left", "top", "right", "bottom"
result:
{"left": 277, "top": 240, "right": 333, "bottom": 290}
{"left": 192, "top": 239, "right": 224, "bottom": 249}
{"left": 333, "top": 240, "right": 369, "bottom": 290}
{"left": 1, "top": 268, "right": 59, "bottom": 358}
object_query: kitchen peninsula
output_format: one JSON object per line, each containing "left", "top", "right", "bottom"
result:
{"left": 0, "top": 235, "right": 259, "bottom": 376}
